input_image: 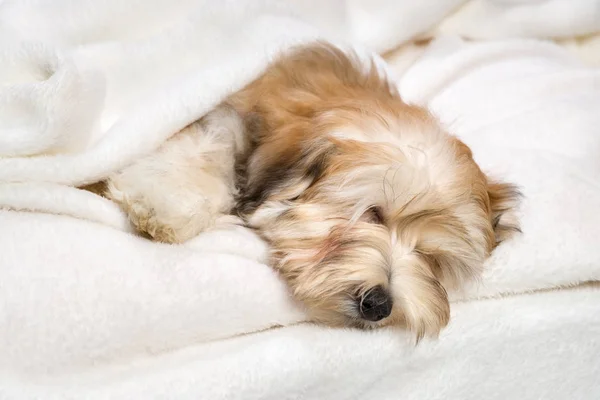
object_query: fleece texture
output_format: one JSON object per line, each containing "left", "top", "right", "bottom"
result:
{"left": 1, "top": 0, "right": 599, "bottom": 398}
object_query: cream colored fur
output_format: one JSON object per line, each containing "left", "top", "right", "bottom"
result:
{"left": 106, "top": 106, "right": 246, "bottom": 243}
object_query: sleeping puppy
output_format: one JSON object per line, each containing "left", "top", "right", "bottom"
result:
{"left": 104, "top": 42, "right": 521, "bottom": 339}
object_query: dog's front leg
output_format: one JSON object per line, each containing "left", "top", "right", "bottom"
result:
{"left": 105, "top": 105, "right": 246, "bottom": 243}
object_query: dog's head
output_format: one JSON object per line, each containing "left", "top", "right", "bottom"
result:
{"left": 233, "top": 43, "right": 521, "bottom": 339}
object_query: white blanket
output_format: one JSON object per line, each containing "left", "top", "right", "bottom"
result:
{"left": 1, "top": 1, "right": 600, "bottom": 399}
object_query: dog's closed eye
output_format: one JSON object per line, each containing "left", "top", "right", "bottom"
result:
{"left": 361, "top": 206, "right": 384, "bottom": 224}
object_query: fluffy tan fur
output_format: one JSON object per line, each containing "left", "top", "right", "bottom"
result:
{"left": 102, "top": 42, "right": 521, "bottom": 339}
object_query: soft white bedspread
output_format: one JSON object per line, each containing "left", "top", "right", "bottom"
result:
{"left": 1, "top": 1, "right": 599, "bottom": 398}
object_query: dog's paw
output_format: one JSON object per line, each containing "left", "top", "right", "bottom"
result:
{"left": 107, "top": 182, "right": 217, "bottom": 243}
{"left": 130, "top": 194, "right": 218, "bottom": 243}
{"left": 105, "top": 167, "right": 234, "bottom": 244}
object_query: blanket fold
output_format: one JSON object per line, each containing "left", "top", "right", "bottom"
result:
{"left": 1, "top": 0, "right": 600, "bottom": 398}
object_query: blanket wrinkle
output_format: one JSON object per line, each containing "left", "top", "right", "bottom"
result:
{"left": 1, "top": 1, "right": 600, "bottom": 398}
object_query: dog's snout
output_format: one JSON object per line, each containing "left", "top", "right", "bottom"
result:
{"left": 359, "top": 286, "right": 392, "bottom": 322}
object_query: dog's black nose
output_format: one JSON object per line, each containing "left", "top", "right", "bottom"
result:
{"left": 359, "top": 286, "right": 392, "bottom": 322}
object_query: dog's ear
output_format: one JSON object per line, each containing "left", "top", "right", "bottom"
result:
{"left": 487, "top": 180, "right": 522, "bottom": 245}
{"left": 237, "top": 130, "right": 336, "bottom": 215}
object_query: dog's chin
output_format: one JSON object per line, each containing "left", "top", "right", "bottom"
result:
{"left": 286, "top": 277, "right": 406, "bottom": 332}
{"left": 276, "top": 259, "right": 391, "bottom": 329}
{"left": 307, "top": 307, "right": 388, "bottom": 331}
{"left": 293, "top": 290, "right": 394, "bottom": 331}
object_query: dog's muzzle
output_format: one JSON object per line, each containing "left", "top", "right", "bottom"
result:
{"left": 359, "top": 286, "right": 392, "bottom": 322}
